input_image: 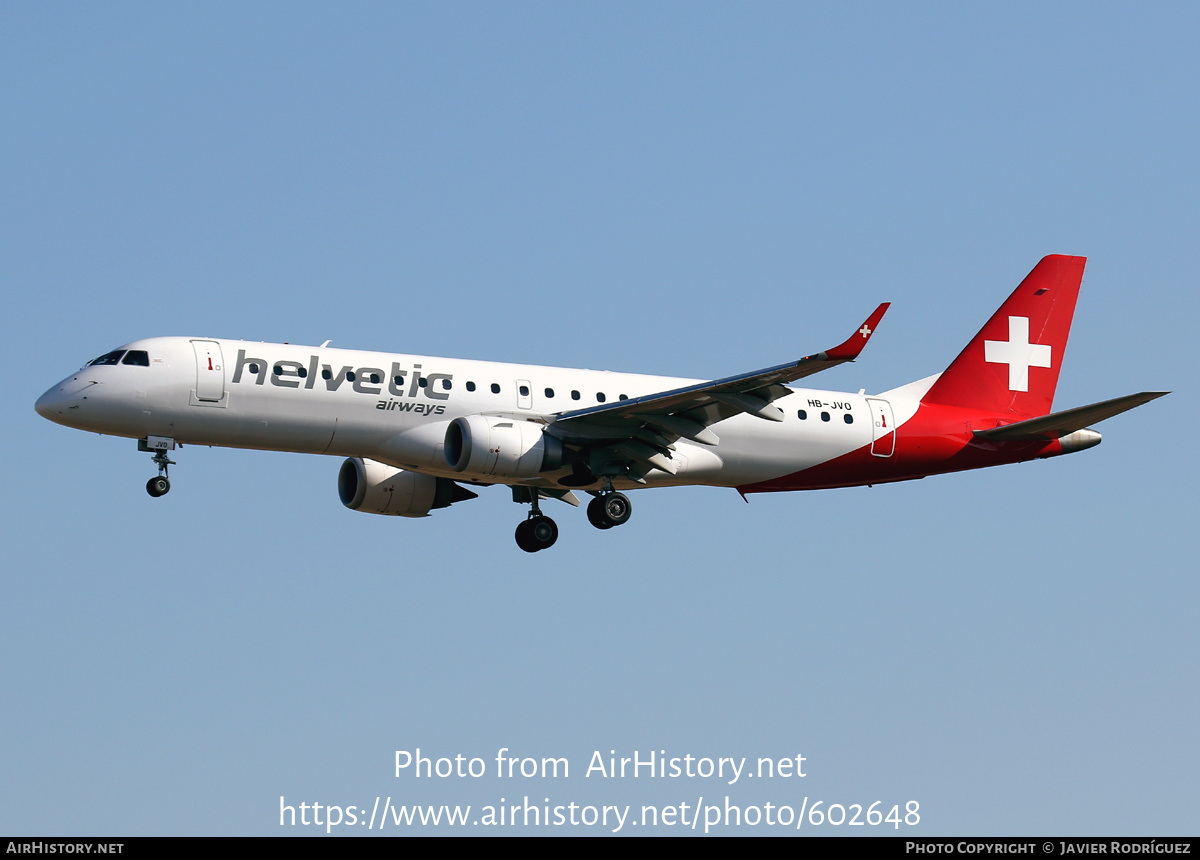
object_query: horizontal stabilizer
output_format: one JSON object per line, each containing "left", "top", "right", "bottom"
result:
{"left": 974, "top": 391, "right": 1169, "bottom": 441}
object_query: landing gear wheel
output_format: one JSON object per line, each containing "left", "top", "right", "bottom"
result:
{"left": 587, "top": 492, "right": 631, "bottom": 529}
{"left": 529, "top": 515, "right": 558, "bottom": 549}
{"left": 587, "top": 496, "right": 614, "bottom": 530}
{"left": 516, "top": 515, "right": 558, "bottom": 552}
{"left": 603, "top": 492, "right": 632, "bottom": 526}
{"left": 146, "top": 476, "right": 171, "bottom": 497}
{"left": 515, "top": 520, "right": 534, "bottom": 551}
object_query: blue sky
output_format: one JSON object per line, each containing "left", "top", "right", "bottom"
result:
{"left": 3, "top": 2, "right": 1196, "bottom": 835}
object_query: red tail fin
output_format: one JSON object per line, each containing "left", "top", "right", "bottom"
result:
{"left": 923, "top": 255, "right": 1086, "bottom": 418}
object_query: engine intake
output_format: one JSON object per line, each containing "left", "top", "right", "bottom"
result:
{"left": 338, "top": 458, "right": 477, "bottom": 517}
{"left": 444, "top": 415, "right": 563, "bottom": 480}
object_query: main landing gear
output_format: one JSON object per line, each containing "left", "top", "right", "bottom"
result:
{"left": 511, "top": 482, "right": 633, "bottom": 552}
{"left": 514, "top": 489, "right": 559, "bottom": 553}
{"left": 586, "top": 491, "right": 632, "bottom": 530}
{"left": 585, "top": 474, "right": 632, "bottom": 531}
{"left": 139, "top": 436, "right": 177, "bottom": 498}
{"left": 515, "top": 513, "right": 559, "bottom": 553}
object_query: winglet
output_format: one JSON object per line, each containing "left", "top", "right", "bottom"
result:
{"left": 824, "top": 302, "right": 890, "bottom": 360}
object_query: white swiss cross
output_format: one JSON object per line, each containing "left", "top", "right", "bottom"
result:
{"left": 859, "top": 324, "right": 872, "bottom": 338}
{"left": 984, "top": 316, "right": 1052, "bottom": 392}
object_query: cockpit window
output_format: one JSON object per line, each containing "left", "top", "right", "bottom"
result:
{"left": 121, "top": 350, "right": 150, "bottom": 366}
{"left": 86, "top": 350, "right": 126, "bottom": 367}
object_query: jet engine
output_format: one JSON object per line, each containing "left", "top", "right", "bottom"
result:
{"left": 444, "top": 415, "right": 563, "bottom": 480}
{"left": 338, "top": 457, "right": 477, "bottom": 517}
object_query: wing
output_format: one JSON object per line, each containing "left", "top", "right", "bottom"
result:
{"left": 547, "top": 303, "right": 889, "bottom": 481}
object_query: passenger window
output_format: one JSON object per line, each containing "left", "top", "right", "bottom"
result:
{"left": 544, "top": 388, "right": 554, "bottom": 398}
{"left": 370, "top": 373, "right": 381, "bottom": 384}
{"left": 797, "top": 410, "right": 807, "bottom": 420}
{"left": 844, "top": 414, "right": 853, "bottom": 424}
{"left": 393, "top": 375, "right": 403, "bottom": 386}
{"left": 323, "top": 369, "right": 333, "bottom": 380}
{"left": 821, "top": 412, "right": 830, "bottom": 422}
{"left": 442, "top": 379, "right": 452, "bottom": 390}
{"left": 346, "top": 371, "right": 356, "bottom": 382}
{"left": 597, "top": 393, "right": 606, "bottom": 403}
{"left": 418, "top": 377, "right": 427, "bottom": 387}
{"left": 466, "top": 381, "right": 476, "bottom": 392}
{"left": 491, "top": 383, "right": 500, "bottom": 394}
{"left": 297, "top": 367, "right": 308, "bottom": 378}
{"left": 121, "top": 350, "right": 149, "bottom": 366}
{"left": 571, "top": 390, "right": 580, "bottom": 400}
{"left": 519, "top": 385, "right": 530, "bottom": 397}
{"left": 618, "top": 394, "right": 628, "bottom": 400}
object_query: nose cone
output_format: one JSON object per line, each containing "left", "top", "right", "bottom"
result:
{"left": 35, "top": 385, "right": 65, "bottom": 421}
{"left": 35, "top": 378, "right": 93, "bottom": 426}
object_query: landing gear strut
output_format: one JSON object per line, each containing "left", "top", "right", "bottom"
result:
{"left": 513, "top": 489, "right": 558, "bottom": 553}
{"left": 140, "top": 436, "right": 176, "bottom": 498}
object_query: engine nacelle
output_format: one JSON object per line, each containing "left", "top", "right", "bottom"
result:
{"left": 338, "top": 458, "right": 477, "bottom": 517}
{"left": 444, "top": 415, "right": 563, "bottom": 480}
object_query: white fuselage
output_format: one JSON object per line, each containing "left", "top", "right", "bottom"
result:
{"left": 36, "top": 336, "right": 914, "bottom": 492}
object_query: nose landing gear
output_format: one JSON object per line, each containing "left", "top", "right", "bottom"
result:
{"left": 139, "top": 436, "right": 177, "bottom": 498}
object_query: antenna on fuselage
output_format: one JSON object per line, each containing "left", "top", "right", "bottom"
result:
{"left": 320, "top": 340, "right": 331, "bottom": 348}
